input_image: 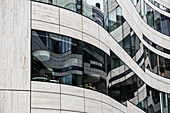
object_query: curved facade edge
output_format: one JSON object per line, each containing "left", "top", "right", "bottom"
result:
{"left": 0, "top": 0, "right": 31, "bottom": 113}
{"left": 31, "top": 1, "right": 170, "bottom": 94}
{"left": 145, "top": 0, "right": 170, "bottom": 18}
{"left": 32, "top": 1, "right": 170, "bottom": 59}
{"left": 32, "top": 1, "right": 170, "bottom": 61}
{"left": 31, "top": 81, "right": 145, "bottom": 113}
{"left": 116, "top": 0, "right": 170, "bottom": 50}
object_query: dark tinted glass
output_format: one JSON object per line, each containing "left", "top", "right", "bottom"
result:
{"left": 144, "top": 45, "right": 170, "bottom": 78}
{"left": 32, "top": 30, "right": 107, "bottom": 92}
{"left": 83, "top": 42, "right": 107, "bottom": 93}
{"left": 32, "top": 30, "right": 83, "bottom": 86}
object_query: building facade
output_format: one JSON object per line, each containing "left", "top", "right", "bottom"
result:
{"left": 0, "top": 0, "right": 170, "bottom": 113}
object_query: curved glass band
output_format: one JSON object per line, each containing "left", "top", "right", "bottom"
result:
{"left": 32, "top": 29, "right": 170, "bottom": 113}
{"left": 143, "top": 35, "right": 170, "bottom": 54}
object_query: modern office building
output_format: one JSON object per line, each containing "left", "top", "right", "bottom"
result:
{"left": 0, "top": 0, "right": 170, "bottom": 113}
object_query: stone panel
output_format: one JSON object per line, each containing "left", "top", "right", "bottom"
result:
{"left": 61, "top": 94, "right": 84, "bottom": 112}
{"left": 32, "top": 2, "right": 59, "bottom": 25}
{"left": 31, "top": 92, "right": 60, "bottom": 109}
{"left": 0, "top": 91, "right": 30, "bottom": 113}
{"left": 0, "top": 0, "right": 30, "bottom": 90}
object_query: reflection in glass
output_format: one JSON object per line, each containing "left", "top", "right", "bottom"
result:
{"left": 133, "top": 0, "right": 170, "bottom": 36}
{"left": 83, "top": 43, "right": 106, "bottom": 93}
{"left": 32, "top": 30, "right": 107, "bottom": 93}
{"left": 146, "top": 4, "right": 154, "bottom": 27}
{"left": 143, "top": 35, "right": 170, "bottom": 54}
{"left": 147, "top": 87, "right": 161, "bottom": 113}
{"left": 82, "top": 0, "right": 104, "bottom": 26}
{"left": 31, "top": 30, "right": 170, "bottom": 113}
{"left": 144, "top": 45, "right": 170, "bottom": 78}
{"left": 32, "top": 30, "right": 83, "bottom": 86}
{"left": 108, "top": 7, "right": 123, "bottom": 33}
{"left": 104, "top": 2, "right": 144, "bottom": 69}
{"left": 154, "top": 11, "right": 161, "bottom": 32}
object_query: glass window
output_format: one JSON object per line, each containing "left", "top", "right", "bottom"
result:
{"left": 154, "top": 11, "right": 162, "bottom": 32}
{"left": 135, "top": 35, "right": 140, "bottom": 54}
{"left": 109, "top": 9, "right": 117, "bottom": 32}
{"left": 108, "top": 7, "right": 123, "bottom": 33}
{"left": 131, "top": 0, "right": 138, "bottom": 6}
{"left": 104, "top": 16, "right": 109, "bottom": 31}
{"left": 123, "top": 34, "right": 131, "bottom": 55}
{"left": 31, "top": 30, "right": 83, "bottom": 87}
{"left": 126, "top": 75, "right": 138, "bottom": 104}
{"left": 136, "top": 0, "right": 141, "bottom": 13}
{"left": 82, "top": 0, "right": 104, "bottom": 26}
{"left": 83, "top": 42, "right": 106, "bottom": 93}
{"left": 109, "top": 84, "right": 121, "bottom": 101}
{"left": 144, "top": 45, "right": 170, "bottom": 79}
{"left": 147, "top": 87, "right": 161, "bottom": 113}
{"left": 145, "top": 4, "right": 154, "bottom": 27}
{"left": 161, "top": 15, "right": 170, "bottom": 36}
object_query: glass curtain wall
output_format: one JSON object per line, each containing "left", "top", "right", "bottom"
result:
{"left": 107, "top": 52, "right": 170, "bottom": 113}
{"left": 31, "top": 0, "right": 170, "bottom": 111}
{"left": 55, "top": 0, "right": 77, "bottom": 12}
{"left": 108, "top": 63, "right": 170, "bottom": 113}
{"left": 32, "top": 30, "right": 107, "bottom": 93}
{"left": 131, "top": 0, "right": 139, "bottom": 7}
{"left": 32, "top": 29, "right": 170, "bottom": 113}
{"left": 104, "top": 1, "right": 144, "bottom": 70}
